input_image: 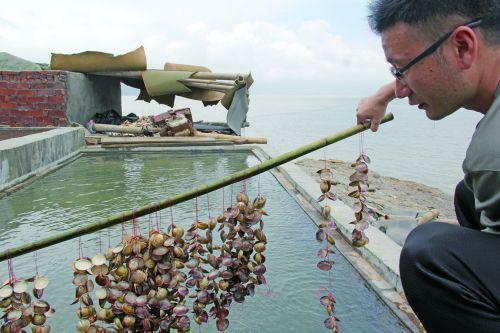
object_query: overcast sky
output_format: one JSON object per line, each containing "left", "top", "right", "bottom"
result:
{"left": 0, "top": 0, "right": 393, "bottom": 95}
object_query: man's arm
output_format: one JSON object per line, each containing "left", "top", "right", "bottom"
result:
{"left": 465, "top": 171, "right": 500, "bottom": 233}
{"left": 356, "top": 81, "right": 396, "bottom": 132}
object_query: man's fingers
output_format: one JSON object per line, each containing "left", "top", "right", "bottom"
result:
{"left": 370, "top": 120, "right": 380, "bottom": 132}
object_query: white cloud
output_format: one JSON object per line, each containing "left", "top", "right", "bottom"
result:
{"left": 0, "top": 0, "right": 390, "bottom": 94}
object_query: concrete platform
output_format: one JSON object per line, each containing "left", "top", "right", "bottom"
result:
{"left": 0, "top": 126, "right": 84, "bottom": 192}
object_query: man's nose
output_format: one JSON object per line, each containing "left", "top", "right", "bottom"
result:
{"left": 395, "top": 79, "right": 411, "bottom": 98}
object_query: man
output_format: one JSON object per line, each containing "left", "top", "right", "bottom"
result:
{"left": 356, "top": 1, "right": 500, "bottom": 332}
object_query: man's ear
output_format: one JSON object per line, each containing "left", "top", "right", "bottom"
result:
{"left": 450, "top": 26, "right": 478, "bottom": 70}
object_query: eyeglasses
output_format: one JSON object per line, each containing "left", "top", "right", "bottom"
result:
{"left": 390, "top": 18, "right": 483, "bottom": 80}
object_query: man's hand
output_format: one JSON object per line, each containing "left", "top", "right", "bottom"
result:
{"left": 356, "top": 81, "right": 396, "bottom": 132}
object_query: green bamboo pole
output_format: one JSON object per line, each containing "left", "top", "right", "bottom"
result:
{"left": 0, "top": 114, "right": 394, "bottom": 262}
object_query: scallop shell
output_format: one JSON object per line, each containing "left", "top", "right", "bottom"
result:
{"left": 13, "top": 280, "right": 27, "bottom": 294}
{"left": 72, "top": 273, "right": 88, "bottom": 286}
{"left": 0, "top": 285, "right": 13, "bottom": 298}
{"left": 152, "top": 246, "right": 168, "bottom": 256}
{"left": 34, "top": 276, "right": 49, "bottom": 290}
{"left": 74, "top": 258, "right": 92, "bottom": 272}
{"left": 90, "top": 265, "right": 109, "bottom": 276}
{"left": 7, "top": 309, "right": 22, "bottom": 321}
{"left": 91, "top": 253, "right": 106, "bottom": 266}
{"left": 95, "top": 288, "right": 108, "bottom": 300}
{"left": 112, "top": 245, "right": 124, "bottom": 254}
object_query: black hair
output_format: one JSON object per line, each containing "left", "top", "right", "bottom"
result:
{"left": 368, "top": 0, "right": 500, "bottom": 44}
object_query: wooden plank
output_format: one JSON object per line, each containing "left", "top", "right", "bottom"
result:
{"left": 100, "top": 136, "right": 215, "bottom": 145}
{"left": 194, "top": 131, "right": 267, "bottom": 144}
{"left": 102, "top": 141, "right": 233, "bottom": 148}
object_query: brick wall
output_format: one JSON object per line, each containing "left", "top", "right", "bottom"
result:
{"left": 0, "top": 71, "right": 69, "bottom": 127}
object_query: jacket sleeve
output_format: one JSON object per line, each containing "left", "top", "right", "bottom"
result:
{"left": 465, "top": 170, "right": 500, "bottom": 232}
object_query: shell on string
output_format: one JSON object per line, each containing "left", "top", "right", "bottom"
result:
{"left": 34, "top": 276, "right": 49, "bottom": 290}
{"left": 0, "top": 285, "right": 13, "bottom": 298}
{"left": 73, "top": 258, "right": 93, "bottom": 272}
{"left": 13, "top": 280, "right": 28, "bottom": 294}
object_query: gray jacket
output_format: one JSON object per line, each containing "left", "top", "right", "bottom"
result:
{"left": 463, "top": 85, "right": 500, "bottom": 233}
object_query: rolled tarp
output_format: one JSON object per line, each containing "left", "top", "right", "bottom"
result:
{"left": 50, "top": 46, "right": 147, "bottom": 73}
{"left": 141, "top": 69, "right": 224, "bottom": 107}
{"left": 164, "top": 62, "right": 211, "bottom": 72}
{"left": 221, "top": 73, "right": 253, "bottom": 109}
{"left": 142, "top": 70, "right": 192, "bottom": 96}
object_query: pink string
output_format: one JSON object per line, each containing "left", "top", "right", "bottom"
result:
{"left": 107, "top": 230, "right": 111, "bottom": 250}
{"left": 324, "top": 149, "right": 327, "bottom": 169}
{"left": 359, "top": 133, "right": 365, "bottom": 155}
{"left": 242, "top": 176, "right": 247, "bottom": 194}
{"left": 156, "top": 211, "right": 160, "bottom": 232}
{"left": 230, "top": 184, "right": 233, "bottom": 207}
{"left": 148, "top": 212, "right": 153, "bottom": 234}
{"left": 6, "top": 251, "right": 15, "bottom": 284}
{"left": 170, "top": 206, "right": 175, "bottom": 230}
{"left": 132, "top": 209, "right": 138, "bottom": 237}
{"left": 78, "top": 236, "right": 83, "bottom": 259}
{"left": 34, "top": 251, "right": 39, "bottom": 276}
{"left": 257, "top": 175, "right": 261, "bottom": 195}
{"left": 195, "top": 197, "right": 199, "bottom": 223}
{"left": 121, "top": 214, "right": 126, "bottom": 240}
{"left": 222, "top": 188, "right": 225, "bottom": 213}
{"left": 206, "top": 194, "right": 211, "bottom": 218}
{"left": 98, "top": 231, "right": 102, "bottom": 254}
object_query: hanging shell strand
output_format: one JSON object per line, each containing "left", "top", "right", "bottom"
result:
{"left": 71, "top": 191, "right": 268, "bottom": 332}
{"left": 0, "top": 275, "right": 53, "bottom": 333}
{"left": 315, "top": 163, "right": 340, "bottom": 333}
{"left": 348, "top": 153, "right": 371, "bottom": 247}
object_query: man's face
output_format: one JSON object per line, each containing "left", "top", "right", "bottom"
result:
{"left": 382, "top": 23, "right": 464, "bottom": 120}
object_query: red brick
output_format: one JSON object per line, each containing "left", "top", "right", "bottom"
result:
{"left": 0, "top": 82, "right": 7, "bottom": 88}
{"left": 25, "top": 110, "right": 44, "bottom": 117}
{"left": 47, "top": 95, "right": 65, "bottom": 103}
{"left": 37, "top": 103, "right": 54, "bottom": 109}
{"left": 48, "top": 110, "right": 67, "bottom": 118}
{"left": 9, "top": 110, "right": 29, "bottom": 117}
{"left": 0, "top": 103, "right": 16, "bottom": 110}
{"left": 30, "top": 83, "right": 46, "bottom": 89}
{"left": 0, "top": 88, "right": 9, "bottom": 95}
{"left": 37, "top": 89, "right": 57, "bottom": 97}
{"left": 27, "top": 97, "right": 46, "bottom": 103}
{"left": 8, "top": 83, "right": 28, "bottom": 90}
{"left": 16, "top": 90, "right": 35, "bottom": 97}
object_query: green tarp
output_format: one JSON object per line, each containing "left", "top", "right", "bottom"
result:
{"left": 0, "top": 52, "right": 42, "bottom": 70}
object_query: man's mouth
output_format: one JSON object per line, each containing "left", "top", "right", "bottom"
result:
{"left": 418, "top": 103, "right": 428, "bottom": 110}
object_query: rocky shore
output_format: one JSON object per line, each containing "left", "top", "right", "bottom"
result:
{"left": 295, "top": 158, "right": 457, "bottom": 221}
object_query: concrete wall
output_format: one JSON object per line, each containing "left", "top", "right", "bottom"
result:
{"left": 0, "top": 127, "right": 52, "bottom": 141}
{"left": 0, "top": 70, "right": 121, "bottom": 127}
{"left": 66, "top": 73, "right": 121, "bottom": 125}
{"left": 0, "top": 127, "right": 84, "bottom": 191}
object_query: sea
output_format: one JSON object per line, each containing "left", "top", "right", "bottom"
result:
{"left": 122, "top": 94, "right": 484, "bottom": 195}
